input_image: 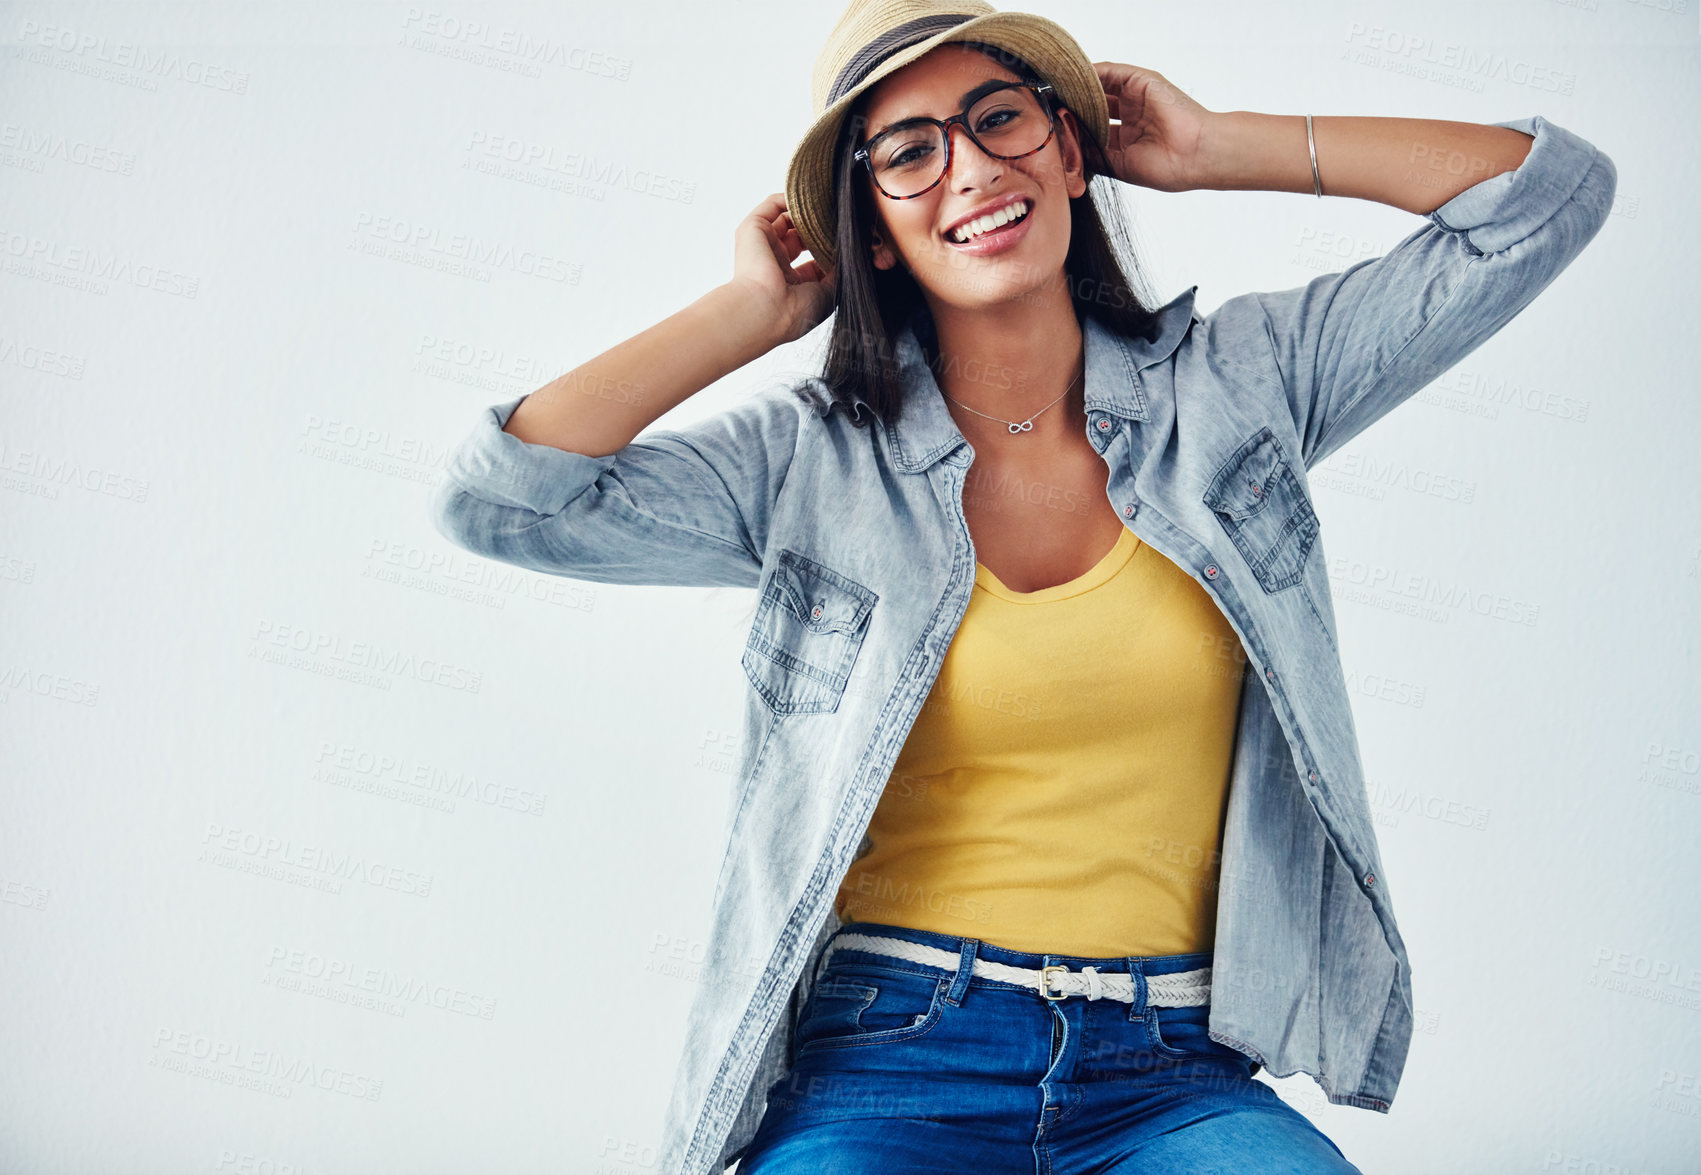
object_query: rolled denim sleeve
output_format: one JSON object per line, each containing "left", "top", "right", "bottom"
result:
{"left": 427, "top": 386, "right": 806, "bottom": 589}
{"left": 1205, "top": 114, "right": 1617, "bottom": 470}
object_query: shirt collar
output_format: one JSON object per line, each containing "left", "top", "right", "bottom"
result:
{"left": 883, "top": 284, "right": 1201, "bottom": 474}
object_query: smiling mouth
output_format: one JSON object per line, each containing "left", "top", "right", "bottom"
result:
{"left": 945, "top": 199, "right": 1032, "bottom": 244}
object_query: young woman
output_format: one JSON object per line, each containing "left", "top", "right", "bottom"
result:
{"left": 430, "top": 3, "right": 1615, "bottom": 1172}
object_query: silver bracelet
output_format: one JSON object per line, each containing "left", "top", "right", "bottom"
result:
{"left": 1306, "top": 114, "right": 1323, "bottom": 198}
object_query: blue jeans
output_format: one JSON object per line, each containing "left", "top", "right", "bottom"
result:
{"left": 736, "top": 920, "right": 1361, "bottom": 1174}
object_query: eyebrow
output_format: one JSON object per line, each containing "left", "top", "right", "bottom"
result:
{"left": 866, "top": 78, "right": 1018, "bottom": 143}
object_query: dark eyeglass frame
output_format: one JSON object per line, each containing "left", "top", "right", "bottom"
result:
{"left": 853, "top": 80, "right": 1060, "bottom": 201}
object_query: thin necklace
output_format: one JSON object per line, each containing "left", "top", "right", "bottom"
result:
{"left": 943, "top": 354, "right": 1083, "bottom": 435}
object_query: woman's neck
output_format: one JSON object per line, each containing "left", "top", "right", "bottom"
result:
{"left": 920, "top": 291, "right": 1087, "bottom": 448}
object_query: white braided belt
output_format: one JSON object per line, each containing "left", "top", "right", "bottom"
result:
{"left": 819, "top": 933, "right": 1211, "bottom": 1007}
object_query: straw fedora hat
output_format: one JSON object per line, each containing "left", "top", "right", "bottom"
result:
{"left": 784, "top": 0, "right": 1108, "bottom": 272}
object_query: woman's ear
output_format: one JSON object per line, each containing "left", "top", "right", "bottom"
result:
{"left": 870, "top": 226, "right": 900, "bottom": 272}
{"left": 1057, "top": 108, "right": 1089, "bottom": 199}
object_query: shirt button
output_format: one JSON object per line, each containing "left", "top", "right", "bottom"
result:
{"left": 1123, "top": 504, "right": 1136, "bottom": 518}
{"left": 1364, "top": 872, "right": 1376, "bottom": 888}
{"left": 812, "top": 605, "right": 823, "bottom": 619}
{"left": 1097, "top": 419, "right": 1112, "bottom": 432}
{"left": 1266, "top": 669, "right": 1275, "bottom": 681}
{"left": 1204, "top": 564, "right": 1218, "bottom": 578}
{"left": 1308, "top": 770, "right": 1318, "bottom": 783}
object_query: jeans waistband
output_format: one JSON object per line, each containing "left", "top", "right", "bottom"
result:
{"left": 820, "top": 919, "right": 1213, "bottom": 984}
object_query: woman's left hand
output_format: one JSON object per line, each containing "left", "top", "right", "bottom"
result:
{"left": 1091, "top": 63, "right": 1216, "bottom": 193}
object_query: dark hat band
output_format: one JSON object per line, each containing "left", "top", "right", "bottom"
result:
{"left": 826, "top": 13, "right": 978, "bottom": 106}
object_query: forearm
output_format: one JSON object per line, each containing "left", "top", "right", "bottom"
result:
{"left": 1191, "top": 112, "right": 1535, "bottom": 216}
{"left": 503, "top": 282, "right": 781, "bottom": 458}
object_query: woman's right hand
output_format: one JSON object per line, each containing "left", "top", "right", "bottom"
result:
{"left": 727, "top": 193, "right": 838, "bottom": 348}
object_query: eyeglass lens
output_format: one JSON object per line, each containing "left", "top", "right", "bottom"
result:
{"left": 866, "top": 86, "right": 1050, "bottom": 198}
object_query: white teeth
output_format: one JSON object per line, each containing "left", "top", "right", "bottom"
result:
{"left": 949, "top": 201, "right": 1029, "bottom": 243}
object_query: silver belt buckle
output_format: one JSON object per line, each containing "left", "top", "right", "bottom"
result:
{"left": 1038, "top": 963, "right": 1068, "bottom": 1001}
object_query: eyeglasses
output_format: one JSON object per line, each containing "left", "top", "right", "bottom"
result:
{"left": 854, "top": 81, "right": 1060, "bottom": 201}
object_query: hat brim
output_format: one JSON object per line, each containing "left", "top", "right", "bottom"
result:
{"left": 784, "top": 11, "right": 1108, "bottom": 273}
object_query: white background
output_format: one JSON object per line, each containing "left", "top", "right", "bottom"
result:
{"left": 2, "top": 1, "right": 1697, "bottom": 1172}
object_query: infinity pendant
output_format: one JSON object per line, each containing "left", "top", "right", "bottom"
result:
{"left": 1008, "top": 420, "right": 1034, "bottom": 434}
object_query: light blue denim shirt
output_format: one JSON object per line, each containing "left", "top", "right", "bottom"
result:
{"left": 428, "top": 113, "right": 1614, "bottom": 1174}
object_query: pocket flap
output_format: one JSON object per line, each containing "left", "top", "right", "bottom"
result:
{"left": 771, "top": 551, "right": 876, "bottom": 636}
{"left": 1204, "top": 428, "right": 1285, "bottom": 521}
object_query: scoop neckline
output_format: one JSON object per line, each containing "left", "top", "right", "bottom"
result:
{"left": 974, "top": 526, "right": 1140, "bottom": 604}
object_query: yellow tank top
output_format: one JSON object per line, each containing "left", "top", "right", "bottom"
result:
{"left": 835, "top": 524, "right": 1248, "bottom": 957}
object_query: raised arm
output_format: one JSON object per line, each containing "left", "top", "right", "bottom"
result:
{"left": 428, "top": 194, "right": 838, "bottom": 588}
{"left": 1194, "top": 111, "right": 1538, "bottom": 216}
{"left": 1090, "top": 66, "right": 1616, "bottom": 470}
{"left": 1198, "top": 113, "right": 1616, "bottom": 468}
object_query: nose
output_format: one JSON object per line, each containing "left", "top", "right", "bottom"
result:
{"left": 944, "top": 121, "right": 1001, "bottom": 183}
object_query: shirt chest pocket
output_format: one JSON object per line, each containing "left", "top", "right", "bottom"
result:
{"left": 742, "top": 549, "right": 878, "bottom": 716}
{"left": 1203, "top": 427, "right": 1320, "bottom": 594}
